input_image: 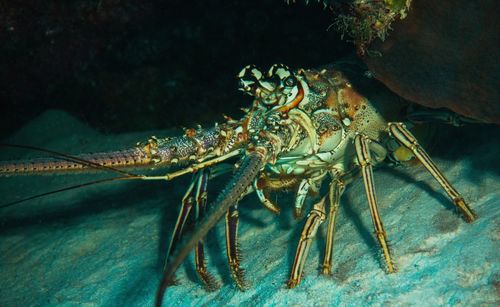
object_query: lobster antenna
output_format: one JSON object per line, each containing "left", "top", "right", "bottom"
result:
{"left": 0, "top": 143, "right": 140, "bottom": 177}
{"left": 0, "top": 175, "right": 141, "bottom": 209}
{"left": 155, "top": 150, "right": 266, "bottom": 306}
{"left": 0, "top": 148, "right": 244, "bottom": 210}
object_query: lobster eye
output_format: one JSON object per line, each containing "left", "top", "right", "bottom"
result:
{"left": 284, "top": 76, "right": 296, "bottom": 87}
{"left": 238, "top": 78, "right": 253, "bottom": 91}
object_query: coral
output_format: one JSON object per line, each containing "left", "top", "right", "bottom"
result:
{"left": 292, "top": 0, "right": 411, "bottom": 54}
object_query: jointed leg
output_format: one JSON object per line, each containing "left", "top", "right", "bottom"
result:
{"left": 254, "top": 178, "right": 281, "bottom": 214}
{"left": 254, "top": 174, "right": 304, "bottom": 214}
{"left": 166, "top": 169, "right": 219, "bottom": 291}
{"left": 321, "top": 179, "right": 345, "bottom": 275}
{"left": 288, "top": 196, "right": 327, "bottom": 288}
{"left": 388, "top": 123, "right": 476, "bottom": 222}
{"left": 406, "top": 104, "right": 483, "bottom": 126}
{"left": 225, "top": 204, "right": 246, "bottom": 290}
{"left": 294, "top": 179, "right": 311, "bottom": 218}
{"left": 192, "top": 169, "right": 220, "bottom": 291}
{"left": 165, "top": 173, "right": 199, "bottom": 261}
{"left": 354, "top": 134, "right": 396, "bottom": 273}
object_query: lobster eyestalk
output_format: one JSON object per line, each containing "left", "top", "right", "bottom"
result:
{"left": 155, "top": 147, "right": 268, "bottom": 306}
{"left": 0, "top": 123, "right": 243, "bottom": 176}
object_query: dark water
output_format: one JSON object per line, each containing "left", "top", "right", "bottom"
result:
{"left": 0, "top": 1, "right": 350, "bottom": 138}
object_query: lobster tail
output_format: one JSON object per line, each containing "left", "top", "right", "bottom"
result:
{"left": 155, "top": 148, "right": 267, "bottom": 306}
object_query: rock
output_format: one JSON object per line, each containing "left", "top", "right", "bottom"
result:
{"left": 361, "top": 0, "right": 500, "bottom": 124}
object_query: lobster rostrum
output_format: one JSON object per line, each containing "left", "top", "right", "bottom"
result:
{"left": 0, "top": 63, "right": 476, "bottom": 306}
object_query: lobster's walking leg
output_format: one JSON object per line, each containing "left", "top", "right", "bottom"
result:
{"left": 321, "top": 178, "right": 345, "bottom": 275}
{"left": 156, "top": 150, "right": 266, "bottom": 306}
{"left": 225, "top": 204, "right": 246, "bottom": 290}
{"left": 193, "top": 169, "right": 220, "bottom": 291}
{"left": 253, "top": 179, "right": 281, "bottom": 214}
{"left": 287, "top": 196, "right": 327, "bottom": 288}
{"left": 406, "top": 104, "right": 483, "bottom": 126}
{"left": 165, "top": 174, "right": 198, "bottom": 261}
{"left": 354, "top": 134, "right": 396, "bottom": 273}
{"left": 294, "top": 179, "right": 311, "bottom": 218}
{"left": 388, "top": 122, "right": 476, "bottom": 223}
{"left": 165, "top": 169, "right": 219, "bottom": 290}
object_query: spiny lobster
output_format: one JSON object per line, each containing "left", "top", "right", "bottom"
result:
{"left": 0, "top": 60, "right": 476, "bottom": 306}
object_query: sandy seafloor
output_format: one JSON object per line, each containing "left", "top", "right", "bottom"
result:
{"left": 0, "top": 110, "right": 498, "bottom": 306}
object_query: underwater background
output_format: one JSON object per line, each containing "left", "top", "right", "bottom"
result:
{"left": 0, "top": 1, "right": 499, "bottom": 306}
{"left": 0, "top": 0, "right": 352, "bottom": 138}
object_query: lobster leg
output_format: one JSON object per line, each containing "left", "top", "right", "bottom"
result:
{"left": 164, "top": 163, "right": 232, "bottom": 261}
{"left": 192, "top": 169, "right": 220, "bottom": 291}
{"left": 287, "top": 196, "right": 327, "bottom": 288}
{"left": 225, "top": 204, "right": 246, "bottom": 290}
{"left": 253, "top": 179, "right": 281, "bottom": 214}
{"left": 165, "top": 169, "right": 219, "bottom": 291}
{"left": 388, "top": 123, "right": 476, "bottom": 223}
{"left": 354, "top": 134, "right": 396, "bottom": 273}
{"left": 321, "top": 178, "right": 345, "bottom": 275}
{"left": 165, "top": 174, "right": 198, "bottom": 261}
{"left": 406, "top": 104, "right": 484, "bottom": 126}
{"left": 294, "top": 178, "right": 311, "bottom": 218}
{"left": 156, "top": 150, "right": 267, "bottom": 306}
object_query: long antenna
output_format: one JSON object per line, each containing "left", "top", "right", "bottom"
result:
{"left": 0, "top": 175, "right": 143, "bottom": 209}
{"left": 0, "top": 143, "right": 140, "bottom": 177}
